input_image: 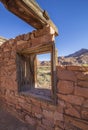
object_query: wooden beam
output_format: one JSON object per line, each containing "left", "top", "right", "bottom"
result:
{"left": 18, "top": 43, "right": 52, "bottom": 55}
{"left": 0, "top": 0, "right": 58, "bottom": 35}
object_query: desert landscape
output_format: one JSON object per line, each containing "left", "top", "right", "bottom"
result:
{"left": 36, "top": 48, "right": 88, "bottom": 89}
{"left": 58, "top": 48, "right": 88, "bottom": 66}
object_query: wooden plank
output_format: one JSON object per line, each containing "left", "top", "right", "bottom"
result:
{"left": 51, "top": 42, "right": 57, "bottom": 104}
{"left": 19, "top": 43, "right": 52, "bottom": 54}
{"left": 22, "top": 48, "right": 51, "bottom": 55}
{"left": 0, "top": 0, "right": 58, "bottom": 35}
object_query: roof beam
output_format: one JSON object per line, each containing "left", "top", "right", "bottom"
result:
{"left": 0, "top": 0, "right": 58, "bottom": 35}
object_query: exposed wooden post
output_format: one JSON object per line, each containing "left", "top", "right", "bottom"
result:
{"left": 55, "top": 48, "right": 58, "bottom": 66}
{"left": 51, "top": 43, "right": 57, "bottom": 104}
{"left": 34, "top": 55, "right": 37, "bottom": 88}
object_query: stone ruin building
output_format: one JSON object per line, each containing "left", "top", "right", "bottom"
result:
{"left": 0, "top": 0, "right": 88, "bottom": 130}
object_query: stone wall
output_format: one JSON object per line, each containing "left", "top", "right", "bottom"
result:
{"left": 0, "top": 27, "right": 88, "bottom": 130}
{"left": 57, "top": 66, "right": 88, "bottom": 130}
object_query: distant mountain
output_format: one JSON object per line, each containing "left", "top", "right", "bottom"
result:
{"left": 58, "top": 49, "right": 88, "bottom": 65}
{"left": 66, "top": 49, "right": 88, "bottom": 57}
{"left": 37, "top": 61, "right": 51, "bottom": 66}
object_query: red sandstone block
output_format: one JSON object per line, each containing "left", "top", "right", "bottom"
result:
{"left": 40, "top": 125, "right": 54, "bottom": 130}
{"left": 7, "top": 59, "right": 16, "bottom": 66}
{"left": 54, "top": 120, "right": 64, "bottom": 129}
{"left": 24, "top": 33, "right": 30, "bottom": 41}
{"left": 32, "top": 105, "right": 42, "bottom": 114}
{"left": 21, "top": 103, "right": 32, "bottom": 113}
{"left": 36, "top": 126, "right": 45, "bottom": 130}
{"left": 35, "top": 113, "right": 43, "bottom": 119}
{"left": 75, "top": 86, "right": 88, "bottom": 98}
{"left": 55, "top": 127, "right": 62, "bottom": 130}
{"left": 64, "top": 115, "right": 88, "bottom": 130}
{"left": 83, "top": 99, "right": 88, "bottom": 108}
{"left": 42, "top": 118, "right": 54, "bottom": 127}
{"left": 18, "top": 98, "right": 25, "bottom": 104}
{"left": 10, "top": 52, "right": 16, "bottom": 59}
{"left": 58, "top": 100, "right": 66, "bottom": 108}
{"left": 57, "top": 70, "right": 77, "bottom": 81}
{"left": 43, "top": 109, "right": 54, "bottom": 119}
{"left": 31, "top": 98, "right": 41, "bottom": 107}
{"left": 57, "top": 103, "right": 64, "bottom": 113}
{"left": 58, "top": 94, "right": 84, "bottom": 106}
{"left": 45, "top": 127, "right": 55, "bottom": 130}
{"left": 19, "top": 34, "right": 25, "bottom": 40}
{"left": 57, "top": 66, "right": 66, "bottom": 70}
{"left": 3, "top": 51, "right": 10, "bottom": 58}
{"left": 65, "top": 103, "right": 80, "bottom": 118}
{"left": 40, "top": 102, "right": 48, "bottom": 110}
{"left": 15, "top": 35, "right": 23, "bottom": 41}
{"left": 54, "top": 111, "right": 64, "bottom": 121}
{"left": 31, "top": 34, "right": 54, "bottom": 47}
{"left": 0, "top": 54, "right": 2, "bottom": 58}
{"left": 46, "top": 104, "right": 56, "bottom": 111}
{"left": 3, "top": 47, "right": 10, "bottom": 52}
{"left": 5, "top": 97, "right": 18, "bottom": 105}
{"left": 25, "top": 115, "right": 36, "bottom": 125}
{"left": 81, "top": 108, "right": 88, "bottom": 120}
{"left": 8, "top": 39, "right": 15, "bottom": 44}
{"left": 76, "top": 71, "right": 88, "bottom": 81}
{"left": 67, "top": 66, "right": 88, "bottom": 72}
{"left": 57, "top": 80, "right": 74, "bottom": 94}
{"left": 0, "top": 48, "right": 2, "bottom": 52}
{"left": 37, "top": 124, "right": 54, "bottom": 130}
{"left": 34, "top": 26, "right": 55, "bottom": 37}
{"left": 17, "top": 43, "right": 31, "bottom": 52}
{"left": 25, "top": 97, "right": 31, "bottom": 104}
{"left": 15, "top": 104, "right": 21, "bottom": 110}
{"left": 77, "top": 81, "right": 88, "bottom": 88}
{"left": 16, "top": 40, "right": 28, "bottom": 45}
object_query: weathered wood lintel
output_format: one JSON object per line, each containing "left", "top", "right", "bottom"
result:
{"left": 17, "top": 43, "right": 53, "bottom": 55}
{"left": 0, "top": 0, "right": 58, "bottom": 35}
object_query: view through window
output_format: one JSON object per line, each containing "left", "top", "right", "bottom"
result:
{"left": 36, "top": 53, "right": 51, "bottom": 90}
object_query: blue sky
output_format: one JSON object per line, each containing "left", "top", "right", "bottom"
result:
{"left": 0, "top": 0, "right": 88, "bottom": 56}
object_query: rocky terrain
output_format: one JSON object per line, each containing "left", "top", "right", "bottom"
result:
{"left": 38, "top": 49, "right": 88, "bottom": 66}
{"left": 58, "top": 49, "right": 88, "bottom": 66}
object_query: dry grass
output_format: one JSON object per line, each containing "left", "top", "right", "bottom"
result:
{"left": 36, "top": 66, "right": 51, "bottom": 89}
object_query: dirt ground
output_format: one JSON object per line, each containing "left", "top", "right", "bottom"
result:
{"left": 0, "top": 106, "right": 35, "bottom": 130}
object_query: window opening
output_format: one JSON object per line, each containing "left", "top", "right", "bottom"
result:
{"left": 17, "top": 44, "right": 56, "bottom": 103}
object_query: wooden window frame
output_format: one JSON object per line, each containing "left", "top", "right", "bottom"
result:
{"left": 16, "top": 43, "right": 57, "bottom": 104}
